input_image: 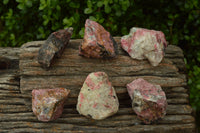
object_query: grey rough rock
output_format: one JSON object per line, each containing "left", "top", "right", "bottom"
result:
{"left": 38, "top": 27, "right": 73, "bottom": 68}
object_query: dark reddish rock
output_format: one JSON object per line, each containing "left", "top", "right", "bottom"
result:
{"left": 127, "top": 78, "right": 167, "bottom": 124}
{"left": 121, "top": 27, "right": 167, "bottom": 66}
{"left": 32, "top": 88, "right": 70, "bottom": 122}
{"left": 79, "top": 19, "right": 118, "bottom": 58}
{"left": 38, "top": 27, "right": 73, "bottom": 68}
{"left": 77, "top": 72, "right": 119, "bottom": 120}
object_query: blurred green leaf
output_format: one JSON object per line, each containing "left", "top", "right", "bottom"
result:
{"left": 84, "top": 8, "right": 93, "bottom": 14}
{"left": 3, "top": 0, "right": 9, "bottom": 5}
{"left": 97, "top": 1, "right": 103, "bottom": 7}
{"left": 89, "top": 16, "right": 97, "bottom": 21}
{"left": 104, "top": 4, "right": 111, "bottom": 13}
{"left": 69, "top": 2, "right": 80, "bottom": 8}
{"left": 79, "top": 27, "right": 85, "bottom": 38}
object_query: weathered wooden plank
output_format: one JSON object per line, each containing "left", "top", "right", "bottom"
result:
{"left": 116, "top": 105, "right": 193, "bottom": 115}
{"left": 118, "top": 123, "right": 196, "bottom": 133}
{"left": 20, "top": 54, "right": 176, "bottom": 68}
{"left": 0, "top": 105, "right": 30, "bottom": 113}
{"left": 20, "top": 75, "right": 186, "bottom": 93}
{"left": 61, "top": 104, "right": 188, "bottom": 115}
{"left": 166, "top": 98, "right": 189, "bottom": 104}
{"left": 0, "top": 90, "right": 20, "bottom": 94}
{"left": 0, "top": 84, "right": 19, "bottom": 91}
{"left": 0, "top": 86, "right": 188, "bottom": 101}
{"left": 0, "top": 43, "right": 195, "bottom": 132}
{"left": 0, "top": 74, "right": 19, "bottom": 86}
{"left": 0, "top": 122, "right": 76, "bottom": 131}
{"left": 0, "top": 47, "right": 20, "bottom": 69}
{"left": 20, "top": 39, "right": 185, "bottom": 72}
{"left": 20, "top": 61, "right": 179, "bottom": 77}
{"left": 19, "top": 47, "right": 183, "bottom": 69}
{"left": 0, "top": 122, "right": 196, "bottom": 133}
{"left": 0, "top": 111, "right": 194, "bottom": 126}
{"left": 0, "top": 47, "right": 20, "bottom": 59}
{"left": 0, "top": 91, "right": 189, "bottom": 100}
{"left": 0, "top": 128, "right": 82, "bottom": 133}
{"left": 0, "top": 96, "right": 189, "bottom": 108}
{"left": 0, "top": 104, "right": 193, "bottom": 115}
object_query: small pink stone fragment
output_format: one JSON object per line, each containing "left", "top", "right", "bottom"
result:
{"left": 79, "top": 19, "right": 118, "bottom": 58}
{"left": 77, "top": 72, "right": 119, "bottom": 120}
{"left": 121, "top": 27, "right": 167, "bottom": 66}
{"left": 32, "top": 88, "right": 70, "bottom": 122}
{"left": 127, "top": 78, "right": 167, "bottom": 124}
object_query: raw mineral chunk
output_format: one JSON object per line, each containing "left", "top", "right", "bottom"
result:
{"left": 38, "top": 27, "right": 73, "bottom": 68}
{"left": 127, "top": 78, "right": 167, "bottom": 124}
{"left": 77, "top": 72, "right": 119, "bottom": 120}
{"left": 79, "top": 19, "right": 118, "bottom": 58}
{"left": 32, "top": 88, "right": 70, "bottom": 122}
{"left": 121, "top": 27, "right": 167, "bottom": 66}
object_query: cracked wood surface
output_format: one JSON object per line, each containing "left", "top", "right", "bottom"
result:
{"left": 0, "top": 37, "right": 196, "bottom": 132}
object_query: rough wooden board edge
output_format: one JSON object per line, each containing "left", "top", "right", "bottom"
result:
{"left": 0, "top": 104, "right": 193, "bottom": 115}
{"left": 0, "top": 122, "right": 196, "bottom": 133}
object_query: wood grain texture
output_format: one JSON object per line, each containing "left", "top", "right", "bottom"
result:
{"left": 0, "top": 38, "right": 196, "bottom": 132}
{"left": 19, "top": 38, "right": 187, "bottom": 103}
{"left": 0, "top": 47, "right": 20, "bottom": 69}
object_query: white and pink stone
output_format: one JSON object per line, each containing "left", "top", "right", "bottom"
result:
{"left": 77, "top": 72, "right": 119, "bottom": 120}
{"left": 127, "top": 78, "right": 167, "bottom": 124}
{"left": 121, "top": 27, "right": 167, "bottom": 66}
{"left": 32, "top": 88, "right": 70, "bottom": 122}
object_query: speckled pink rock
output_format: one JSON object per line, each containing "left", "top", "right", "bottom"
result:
{"left": 127, "top": 78, "right": 167, "bottom": 124}
{"left": 79, "top": 19, "right": 118, "bottom": 58}
{"left": 32, "top": 88, "right": 70, "bottom": 122}
{"left": 77, "top": 72, "right": 119, "bottom": 120}
{"left": 121, "top": 27, "right": 167, "bottom": 66}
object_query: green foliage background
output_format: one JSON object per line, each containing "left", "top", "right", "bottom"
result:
{"left": 0, "top": 0, "right": 200, "bottom": 126}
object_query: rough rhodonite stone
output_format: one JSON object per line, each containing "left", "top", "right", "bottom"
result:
{"left": 126, "top": 78, "right": 167, "bottom": 124}
{"left": 77, "top": 72, "right": 119, "bottom": 120}
{"left": 121, "top": 27, "right": 167, "bottom": 66}
{"left": 32, "top": 88, "right": 70, "bottom": 122}
{"left": 79, "top": 19, "right": 118, "bottom": 58}
{"left": 38, "top": 27, "right": 73, "bottom": 68}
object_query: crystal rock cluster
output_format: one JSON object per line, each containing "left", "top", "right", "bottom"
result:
{"left": 121, "top": 27, "right": 167, "bottom": 66}
{"left": 32, "top": 88, "right": 70, "bottom": 122}
{"left": 127, "top": 78, "right": 167, "bottom": 124}
{"left": 79, "top": 19, "right": 118, "bottom": 58}
{"left": 76, "top": 72, "right": 119, "bottom": 120}
{"left": 38, "top": 27, "right": 73, "bottom": 68}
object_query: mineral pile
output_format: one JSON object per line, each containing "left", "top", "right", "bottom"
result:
{"left": 121, "top": 27, "right": 167, "bottom": 66}
{"left": 127, "top": 78, "right": 167, "bottom": 124}
{"left": 79, "top": 19, "right": 118, "bottom": 58}
{"left": 77, "top": 72, "right": 119, "bottom": 120}
{"left": 38, "top": 27, "right": 73, "bottom": 68}
{"left": 32, "top": 88, "right": 70, "bottom": 122}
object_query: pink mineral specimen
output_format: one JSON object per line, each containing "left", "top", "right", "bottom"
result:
{"left": 77, "top": 72, "right": 119, "bottom": 120}
{"left": 79, "top": 19, "right": 118, "bottom": 58}
{"left": 127, "top": 78, "right": 167, "bottom": 124}
{"left": 32, "top": 88, "right": 70, "bottom": 122}
{"left": 121, "top": 27, "right": 167, "bottom": 66}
